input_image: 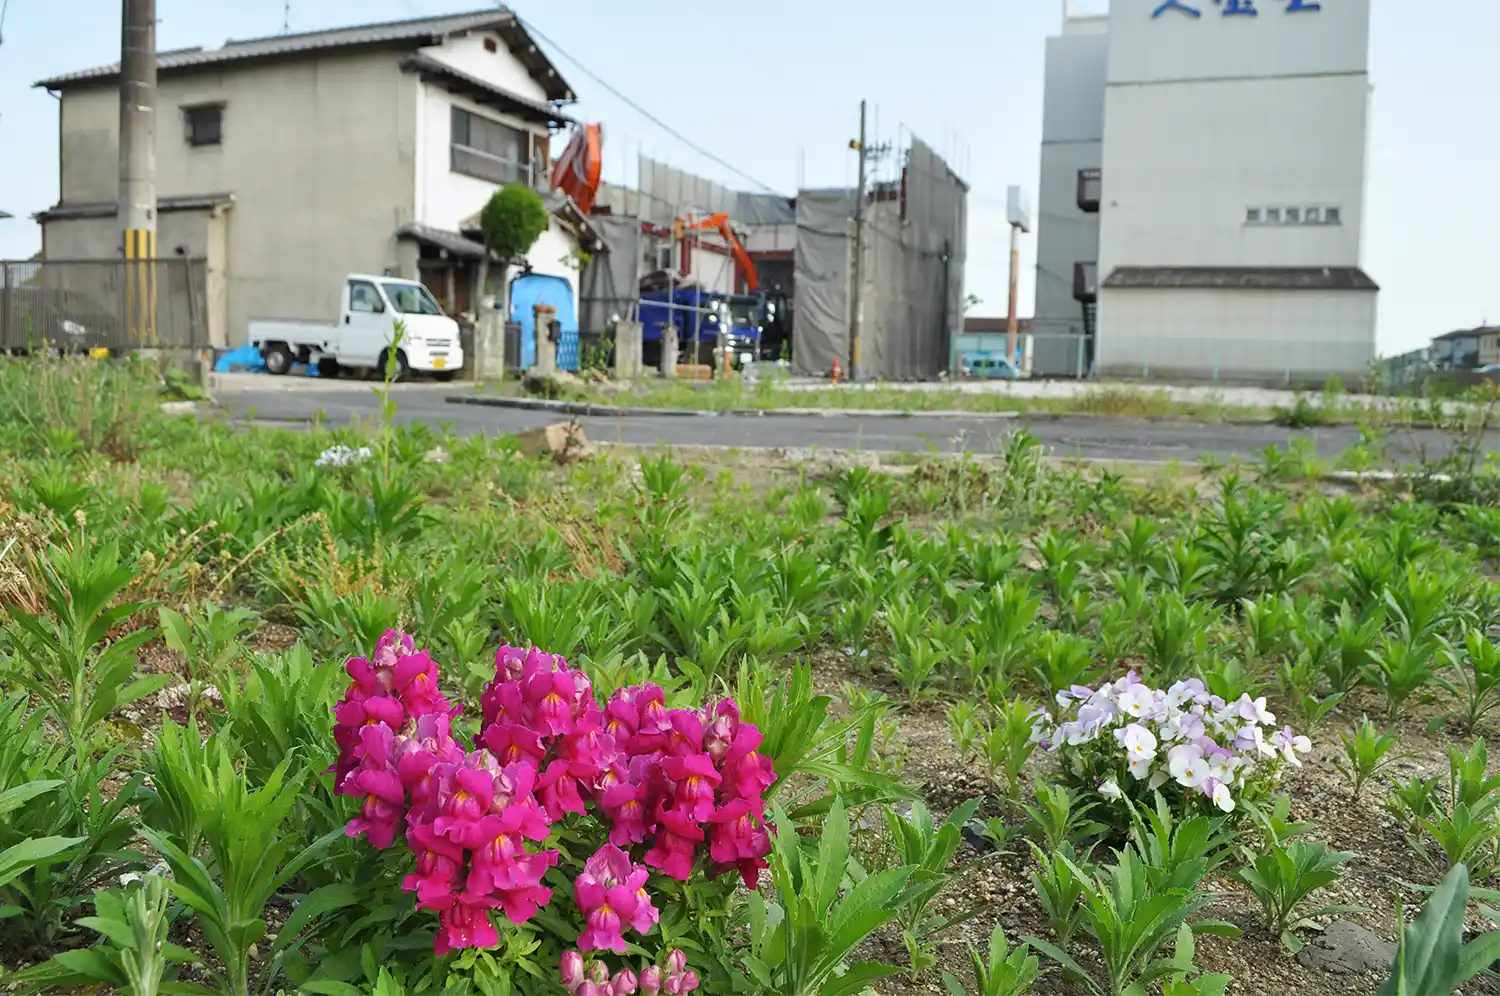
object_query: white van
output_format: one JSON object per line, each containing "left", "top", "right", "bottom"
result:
{"left": 248, "top": 274, "right": 464, "bottom": 380}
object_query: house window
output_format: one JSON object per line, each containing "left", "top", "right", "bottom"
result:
{"left": 1325, "top": 207, "right": 1341, "bottom": 224}
{"left": 1284, "top": 207, "right": 1301, "bottom": 224}
{"left": 1245, "top": 207, "right": 1263, "bottom": 224}
{"left": 450, "top": 107, "right": 531, "bottom": 185}
{"left": 1265, "top": 207, "right": 1282, "bottom": 224}
{"left": 1303, "top": 207, "right": 1321, "bottom": 224}
{"left": 184, "top": 104, "right": 223, "bottom": 147}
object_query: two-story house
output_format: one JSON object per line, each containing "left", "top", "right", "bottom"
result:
{"left": 35, "top": 9, "right": 590, "bottom": 349}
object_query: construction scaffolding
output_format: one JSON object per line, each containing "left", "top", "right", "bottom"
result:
{"left": 577, "top": 139, "right": 965, "bottom": 381}
{"left": 794, "top": 138, "right": 968, "bottom": 381}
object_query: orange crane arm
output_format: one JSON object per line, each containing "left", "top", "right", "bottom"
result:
{"left": 685, "top": 212, "right": 759, "bottom": 292}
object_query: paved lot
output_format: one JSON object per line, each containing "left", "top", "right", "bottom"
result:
{"left": 211, "top": 380, "right": 1495, "bottom": 463}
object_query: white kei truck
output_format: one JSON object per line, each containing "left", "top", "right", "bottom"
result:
{"left": 248, "top": 274, "right": 464, "bottom": 380}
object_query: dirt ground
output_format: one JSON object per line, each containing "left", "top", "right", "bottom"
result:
{"left": 809, "top": 652, "right": 1500, "bottom": 996}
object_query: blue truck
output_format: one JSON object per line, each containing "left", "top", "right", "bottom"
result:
{"left": 638, "top": 287, "right": 762, "bottom": 369}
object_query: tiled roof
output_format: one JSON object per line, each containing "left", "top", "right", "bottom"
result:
{"left": 35, "top": 8, "right": 574, "bottom": 102}
{"left": 36, "top": 192, "right": 235, "bottom": 222}
{"left": 1103, "top": 266, "right": 1380, "bottom": 292}
{"left": 396, "top": 223, "right": 489, "bottom": 261}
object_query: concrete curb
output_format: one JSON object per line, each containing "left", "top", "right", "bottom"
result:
{"left": 444, "top": 394, "right": 1026, "bottom": 420}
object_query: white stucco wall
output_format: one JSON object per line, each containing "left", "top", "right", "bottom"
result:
{"left": 1034, "top": 21, "right": 1110, "bottom": 376}
{"left": 411, "top": 31, "right": 576, "bottom": 319}
{"left": 413, "top": 80, "right": 549, "bottom": 233}
{"left": 1097, "top": 74, "right": 1369, "bottom": 272}
{"left": 418, "top": 33, "right": 551, "bottom": 105}
{"left": 1096, "top": 286, "right": 1376, "bottom": 384}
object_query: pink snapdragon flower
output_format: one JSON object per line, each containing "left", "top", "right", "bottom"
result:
{"left": 662, "top": 754, "right": 722, "bottom": 821}
{"left": 402, "top": 822, "right": 466, "bottom": 907}
{"left": 644, "top": 805, "right": 705, "bottom": 881}
{"left": 432, "top": 892, "right": 501, "bottom": 956}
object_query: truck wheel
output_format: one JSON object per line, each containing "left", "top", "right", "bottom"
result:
{"left": 376, "top": 348, "right": 410, "bottom": 382}
{"left": 316, "top": 357, "right": 340, "bottom": 379}
{"left": 263, "top": 342, "right": 294, "bottom": 376}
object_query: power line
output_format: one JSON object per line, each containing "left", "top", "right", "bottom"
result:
{"left": 509, "top": 10, "right": 782, "bottom": 196}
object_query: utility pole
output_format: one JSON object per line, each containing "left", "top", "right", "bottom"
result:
{"left": 120, "top": 0, "right": 157, "bottom": 344}
{"left": 1004, "top": 185, "right": 1032, "bottom": 370}
{"left": 1006, "top": 225, "right": 1021, "bottom": 364}
{"left": 848, "top": 100, "right": 867, "bottom": 382}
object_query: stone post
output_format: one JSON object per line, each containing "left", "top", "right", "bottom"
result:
{"left": 612, "top": 320, "right": 644, "bottom": 380}
{"left": 660, "top": 320, "right": 678, "bottom": 379}
{"left": 473, "top": 298, "right": 505, "bottom": 382}
{"left": 533, "top": 303, "right": 558, "bottom": 376}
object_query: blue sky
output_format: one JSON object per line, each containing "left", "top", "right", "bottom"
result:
{"left": 0, "top": 0, "right": 1494, "bottom": 354}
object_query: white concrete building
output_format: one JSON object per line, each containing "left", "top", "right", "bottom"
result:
{"left": 1034, "top": 0, "right": 1378, "bottom": 384}
{"left": 34, "top": 10, "right": 597, "bottom": 351}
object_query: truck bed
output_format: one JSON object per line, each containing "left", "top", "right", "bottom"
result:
{"left": 247, "top": 319, "right": 338, "bottom": 348}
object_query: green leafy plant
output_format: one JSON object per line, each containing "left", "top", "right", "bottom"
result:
{"left": 11, "top": 875, "right": 210, "bottom": 995}
{"left": 1386, "top": 774, "right": 1442, "bottom": 834}
{"left": 1027, "top": 846, "right": 1236, "bottom": 996}
{"left": 1335, "top": 717, "right": 1404, "bottom": 799}
{"left": 738, "top": 799, "right": 914, "bottom": 996}
{"left": 1029, "top": 840, "right": 1092, "bottom": 948}
{"left": 4, "top": 539, "right": 168, "bottom": 753}
{"left": 885, "top": 799, "right": 984, "bottom": 979}
{"left": 1369, "top": 635, "right": 1450, "bottom": 718}
{"left": 1378, "top": 864, "right": 1500, "bottom": 995}
{"left": 942, "top": 924, "right": 1040, "bottom": 996}
{"left": 1241, "top": 793, "right": 1311, "bottom": 850}
{"left": 1025, "top": 781, "right": 1107, "bottom": 853}
{"left": 947, "top": 701, "right": 984, "bottom": 763}
{"left": 158, "top": 601, "right": 257, "bottom": 722}
{"left": 1233, "top": 840, "right": 1359, "bottom": 951}
{"left": 983, "top": 697, "right": 1039, "bottom": 798}
{"left": 139, "top": 748, "right": 352, "bottom": 996}
{"left": 1455, "top": 629, "right": 1500, "bottom": 732}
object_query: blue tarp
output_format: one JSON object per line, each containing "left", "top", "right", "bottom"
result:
{"left": 212, "top": 343, "right": 319, "bottom": 376}
{"left": 510, "top": 274, "right": 579, "bottom": 372}
{"left": 214, "top": 344, "right": 265, "bottom": 373}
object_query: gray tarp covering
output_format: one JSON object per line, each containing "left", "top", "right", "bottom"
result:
{"left": 792, "top": 190, "right": 854, "bottom": 378}
{"left": 578, "top": 214, "right": 641, "bottom": 336}
{"left": 792, "top": 139, "right": 967, "bottom": 380}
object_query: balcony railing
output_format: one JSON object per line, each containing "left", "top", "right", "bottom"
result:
{"left": 451, "top": 142, "right": 535, "bottom": 189}
{"left": 1074, "top": 261, "right": 1098, "bottom": 303}
{"left": 1077, "top": 168, "right": 1101, "bottom": 213}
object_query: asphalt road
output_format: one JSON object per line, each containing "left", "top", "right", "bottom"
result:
{"left": 212, "top": 383, "right": 1494, "bottom": 464}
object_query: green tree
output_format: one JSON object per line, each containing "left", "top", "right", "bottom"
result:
{"left": 477, "top": 183, "right": 550, "bottom": 317}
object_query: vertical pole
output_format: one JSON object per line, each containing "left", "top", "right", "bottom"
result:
{"left": 1006, "top": 224, "right": 1021, "bottom": 366}
{"left": 120, "top": 0, "right": 157, "bottom": 346}
{"left": 849, "top": 99, "right": 868, "bottom": 381}
{"left": 1, "top": 263, "right": 9, "bottom": 350}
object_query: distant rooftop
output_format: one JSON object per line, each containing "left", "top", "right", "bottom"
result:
{"left": 1432, "top": 325, "right": 1500, "bottom": 342}
{"left": 34, "top": 8, "right": 574, "bottom": 103}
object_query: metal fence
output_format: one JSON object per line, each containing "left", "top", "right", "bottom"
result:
{"left": 0, "top": 258, "right": 209, "bottom": 353}
{"left": 974, "top": 331, "right": 1377, "bottom": 387}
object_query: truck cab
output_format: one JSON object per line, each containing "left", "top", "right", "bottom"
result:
{"left": 638, "top": 287, "right": 762, "bottom": 370}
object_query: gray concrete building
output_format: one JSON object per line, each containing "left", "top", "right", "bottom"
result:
{"left": 1033, "top": 0, "right": 1378, "bottom": 385}
{"left": 1033, "top": 6, "right": 1109, "bottom": 378}
{"left": 34, "top": 9, "right": 586, "bottom": 348}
